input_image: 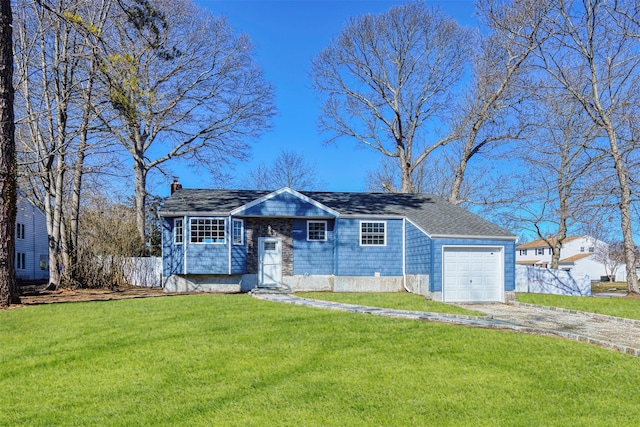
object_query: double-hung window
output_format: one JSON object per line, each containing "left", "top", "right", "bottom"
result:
{"left": 174, "top": 219, "right": 183, "bottom": 244}
{"left": 16, "top": 252, "right": 26, "bottom": 270}
{"left": 535, "top": 248, "right": 544, "bottom": 255}
{"left": 360, "top": 221, "right": 386, "bottom": 246}
{"left": 190, "top": 218, "right": 225, "bottom": 243}
{"left": 307, "top": 221, "right": 327, "bottom": 241}
{"left": 16, "top": 223, "right": 25, "bottom": 240}
{"left": 232, "top": 219, "right": 244, "bottom": 245}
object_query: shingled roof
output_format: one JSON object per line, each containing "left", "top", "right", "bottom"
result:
{"left": 160, "top": 188, "right": 515, "bottom": 239}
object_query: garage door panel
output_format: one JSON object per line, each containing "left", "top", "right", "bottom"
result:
{"left": 443, "top": 247, "right": 503, "bottom": 303}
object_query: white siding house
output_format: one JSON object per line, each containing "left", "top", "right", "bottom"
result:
{"left": 516, "top": 235, "right": 623, "bottom": 282}
{"left": 15, "top": 192, "right": 49, "bottom": 281}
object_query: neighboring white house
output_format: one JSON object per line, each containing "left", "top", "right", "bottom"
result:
{"left": 516, "top": 235, "right": 624, "bottom": 282}
{"left": 16, "top": 191, "right": 49, "bottom": 281}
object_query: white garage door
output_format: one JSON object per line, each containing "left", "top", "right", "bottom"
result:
{"left": 443, "top": 247, "right": 503, "bottom": 303}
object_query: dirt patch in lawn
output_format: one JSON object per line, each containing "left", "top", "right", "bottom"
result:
{"left": 12, "top": 285, "right": 180, "bottom": 308}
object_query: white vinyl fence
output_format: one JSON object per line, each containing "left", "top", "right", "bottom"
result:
{"left": 123, "top": 257, "right": 162, "bottom": 288}
{"left": 516, "top": 265, "right": 591, "bottom": 296}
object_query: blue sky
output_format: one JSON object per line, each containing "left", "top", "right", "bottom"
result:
{"left": 162, "top": 0, "right": 477, "bottom": 196}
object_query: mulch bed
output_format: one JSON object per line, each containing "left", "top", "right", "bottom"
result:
{"left": 11, "top": 285, "right": 179, "bottom": 308}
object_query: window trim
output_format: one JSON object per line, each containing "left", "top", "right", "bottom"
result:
{"left": 189, "top": 217, "right": 226, "bottom": 244}
{"left": 232, "top": 218, "right": 244, "bottom": 245}
{"left": 174, "top": 218, "right": 184, "bottom": 244}
{"left": 307, "top": 220, "right": 327, "bottom": 242}
{"left": 360, "top": 220, "right": 386, "bottom": 246}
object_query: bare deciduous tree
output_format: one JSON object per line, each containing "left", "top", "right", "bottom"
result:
{"left": 14, "top": 0, "right": 110, "bottom": 287}
{"left": 592, "top": 240, "right": 625, "bottom": 283}
{"left": 97, "top": 0, "right": 276, "bottom": 250}
{"left": 507, "top": 94, "right": 599, "bottom": 269}
{"left": 246, "top": 149, "right": 323, "bottom": 190}
{"left": 311, "top": 2, "right": 473, "bottom": 193}
{"left": 533, "top": 0, "right": 640, "bottom": 294}
{"left": 447, "top": 0, "right": 551, "bottom": 205}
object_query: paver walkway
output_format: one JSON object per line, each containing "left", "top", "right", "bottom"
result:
{"left": 251, "top": 292, "right": 640, "bottom": 357}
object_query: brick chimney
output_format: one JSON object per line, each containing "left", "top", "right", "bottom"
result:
{"left": 170, "top": 178, "right": 182, "bottom": 194}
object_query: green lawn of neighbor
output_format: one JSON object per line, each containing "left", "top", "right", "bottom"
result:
{"left": 295, "top": 291, "right": 481, "bottom": 316}
{"left": 2, "top": 294, "right": 640, "bottom": 426}
{"left": 517, "top": 293, "right": 640, "bottom": 320}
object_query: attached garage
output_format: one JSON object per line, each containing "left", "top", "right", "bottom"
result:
{"left": 442, "top": 246, "right": 504, "bottom": 303}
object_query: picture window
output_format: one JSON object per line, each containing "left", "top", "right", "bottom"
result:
{"left": 190, "top": 218, "right": 225, "bottom": 243}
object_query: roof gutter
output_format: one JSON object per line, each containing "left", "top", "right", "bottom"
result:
{"left": 159, "top": 211, "right": 231, "bottom": 217}
{"left": 429, "top": 233, "right": 519, "bottom": 241}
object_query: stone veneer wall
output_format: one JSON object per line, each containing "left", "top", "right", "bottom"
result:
{"left": 246, "top": 218, "right": 293, "bottom": 276}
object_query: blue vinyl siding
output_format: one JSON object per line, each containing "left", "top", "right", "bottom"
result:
{"left": 503, "top": 240, "right": 516, "bottom": 291}
{"left": 162, "top": 217, "right": 184, "bottom": 276}
{"left": 292, "top": 219, "right": 334, "bottom": 275}
{"left": 335, "top": 218, "right": 403, "bottom": 276}
{"left": 431, "top": 238, "right": 515, "bottom": 293}
{"left": 231, "top": 232, "right": 247, "bottom": 274}
{"left": 405, "top": 221, "right": 431, "bottom": 275}
{"left": 186, "top": 243, "right": 229, "bottom": 274}
{"left": 236, "top": 192, "right": 335, "bottom": 217}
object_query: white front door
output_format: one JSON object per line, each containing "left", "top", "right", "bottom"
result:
{"left": 258, "top": 237, "right": 282, "bottom": 287}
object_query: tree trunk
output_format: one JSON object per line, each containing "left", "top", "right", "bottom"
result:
{"left": 0, "top": 0, "right": 17, "bottom": 307}
{"left": 398, "top": 147, "right": 414, "bottom": 193}
{"left": 448, "top": 158, "right": 467, "bottom": 205}
{"left": 133, "top": 157, "right": 147, "bottom": 254}
{"left": 607, "top": 130, "right": 639, "bottom": 294}
{"left": 68, "top": 60, "right": 95, "bottom": 265}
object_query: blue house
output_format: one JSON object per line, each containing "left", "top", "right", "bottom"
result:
{"left": 159, "top": 186, "right": 517, "bottom": 303}
{"left": 16, "top": 191, "right": 49, "bottom": 281}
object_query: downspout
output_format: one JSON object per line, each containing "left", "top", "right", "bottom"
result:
{"left": 158, "top": 211, "right": 164, "bottom": 287}
{"left": 228, "top": 216, "right": 232, "bottom": 275}
{"left": 183, "top": 216, "right": 187, "bottom": 275}
{"left": 402, "top": 218, "right": 410, "bottom": 293}
{"left": 333, "top": 217, "right": 339, "bottom": 288}
{"left": 32, "top": 203, "right": 36, "bottom": 279}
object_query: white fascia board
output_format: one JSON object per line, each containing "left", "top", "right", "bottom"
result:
{"left": 229, "top": 186, "right": 340, "bottom": 217}
{"left": 339, "top": 214, "right": 405, "bottom": 220}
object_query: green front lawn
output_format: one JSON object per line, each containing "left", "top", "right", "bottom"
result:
{"left": 2, "top": 295, "right": 640, "bottom": 426}
{"left": 295, "top": 291, "right": 481, "bottom": 316}
{"left": 517, "top": 293, "right": 640, "bottom": 320}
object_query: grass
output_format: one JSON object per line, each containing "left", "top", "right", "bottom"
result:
{"left": 1, "top": 294, "right": 640, "bottom": 426}
{"left": 295, "top": 291, "right": 481, "bottom": 316}
{"left": 517, "top": 293, "right": 640, "bottom": 320}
